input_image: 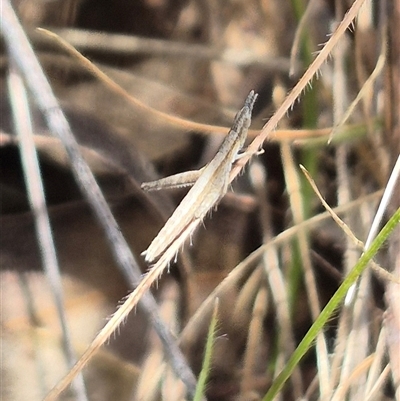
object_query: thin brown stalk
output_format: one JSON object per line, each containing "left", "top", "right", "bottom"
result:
{"left": 301, "top": 166, "right": 399, "bottom": 284}
{"left": 300, "top": 166, "right": 363, "bottom": 248}
{"left": 231, "top": 0, "right": 368, "bottom": 180}
{"left": 37, "top": 28, "right": 231, "bottom": 135}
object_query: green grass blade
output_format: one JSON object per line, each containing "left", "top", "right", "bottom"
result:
{"left": 193, "top": 299, "right": 219, "bottom": 401}
{"left": 262, "top": 207, "right": 400, "bottom": 401}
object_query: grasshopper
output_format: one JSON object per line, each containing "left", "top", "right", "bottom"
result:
{"left": 141, "top": 90, "right": 258, "bottom": 263}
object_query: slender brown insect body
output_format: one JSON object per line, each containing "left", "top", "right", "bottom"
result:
{"left": 141, "top": 90, "right": 258, "bottom": 263}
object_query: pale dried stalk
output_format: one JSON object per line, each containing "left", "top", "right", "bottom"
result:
{"left": 281, "top": 142, "right": 330, "bottom": 397}
{"left": 365, "top": 326, "right": 389, "bottom": 396}
{"left": 250, "top": 160, "right": 303, "bottom": 399}
{"left": 329, "top": 43, "right": 386, "bottom": 141}
{"left": 240, "top": 285, "right": 269, "bottom": 395}
{"left": 330, "top": 354, "right": 375, "bottom": 401}
{"left": 7, "top": 64, "right": 88, "bottom": 401}
{"left": 364, "top": 365, "right": 391, "bottom": 401}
